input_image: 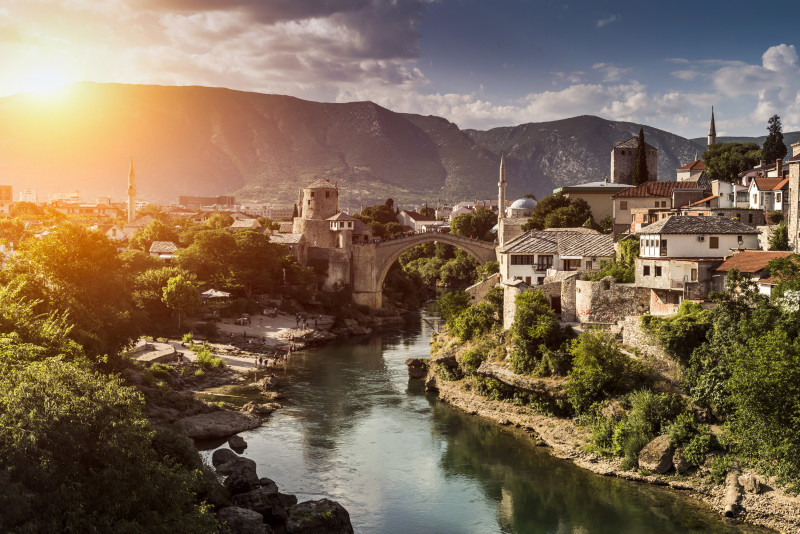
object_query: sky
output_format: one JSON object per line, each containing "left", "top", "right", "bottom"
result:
{"left": 2, "top": 0, "right": 800, "bottom": 138}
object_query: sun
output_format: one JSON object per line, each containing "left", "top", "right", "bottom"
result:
{"left": 19, "top": 67, "right": 70, "bottom": 95}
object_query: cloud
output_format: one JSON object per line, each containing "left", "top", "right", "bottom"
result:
{"left": 592, "top": 62, "right": 632, "bottom": 82}
{"left": 596, "top": 14, "right": 618, "bottom": 28}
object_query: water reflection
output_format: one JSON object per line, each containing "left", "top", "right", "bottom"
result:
{"left": 207, "top": 304, "right": 771, "bottom": 533}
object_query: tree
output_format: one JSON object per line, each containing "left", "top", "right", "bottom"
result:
{"left": 703, "top": 142, "right": 762, "bottom": 182}
{"left": 767, "top": 254, "right": 800, "bottom": 298}
{"left": 769, "top": 221, "right": 789, "bottom": 251}
{"left": 128, "top": 219, "right": 180, "bottom": 252}
{"left": 450, "top": 209, "right": 497, "bottom": 241}
{"left": 385, "top": 198, "right": 394, "bottom": 209}
{"left": 292, "top": 204, "right": 298, "bottom": 218}
{"left": 631, "top": 128, "right": 649, "bottom": 186}
{"left": 762, "top": 114, "right": 788, "bottom": 163}
{"left": 133, "top": 266, "right": 195, "bottom": 322}
{"left": 419, "top": 205, "right": 436, "bottom": 219}
{"left": 522, "top": 193, "right": 594, "bottom": 231}
{"left": 0, "top": 217, "right": 28, "bottom": 247}
{"left": 2, "top": 224, "right": 138, "bottom": 360}
{"left": 510, "top": 290, "right": 560, "bottom": 374}
{"left": 162, "top": 274, "right": 201, "bottom": 330}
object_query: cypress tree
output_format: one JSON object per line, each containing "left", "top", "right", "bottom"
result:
{"left": 632, "top": 128, "right": 649, "bottom": 185}
{"left": 292, "top": 203, "right": 298, "bottom": 218}
{"left": 762, "top": 114, "right": 787, "bottom": 163}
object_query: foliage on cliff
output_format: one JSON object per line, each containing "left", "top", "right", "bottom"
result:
{"left": 521, "top": 193, "right": 594, "bottom": 232}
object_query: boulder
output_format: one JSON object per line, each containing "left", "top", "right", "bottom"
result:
{"left": 738, "top": 473, "right": 762, "bottom": 494}
{"left": 212, "top": 448, "right": 239, "bottom": 468}
{"left": 229, "top": 435, "right": 247, "bottom": 450}
{"left": 342, "top": 319, "right": 358, "bottom": 329}
{"left": 638, "top": 435, "right": 674, "bottom": 474}
{"left": 179, "top": 411, "right": 261, "bottom": 440}
{"left": 348, "top": 326, "right": 370, "bottom": 336}
{"left": 405, "top": 358, "right": 429, "bottom": 380}
{"left": 217, "top": 455, "right": 259, "bottom": 495}
{"left": 672, "top": 449, "right": 690, "bottom": 475}
{"left": 242, "top": 402, "right": 282, "bottom": 416}
{"left": 286, "top": 499, "right": 354, "bottom": 534}
{"left": 233, "top": 486, "right": 297, "bottom": 526}
{"left": 424, "top": 374, "right": 438, "bottom": 392}
{"left": 218, "top": 506, "right": 271, "bottom": 534}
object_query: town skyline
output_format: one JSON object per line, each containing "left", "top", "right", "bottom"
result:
{"left": 3, "top": 0, "right": 800, "bottom": 138}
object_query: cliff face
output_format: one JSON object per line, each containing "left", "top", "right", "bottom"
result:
{"left": 0, "top": 82, "right": 722, "bottom": 208}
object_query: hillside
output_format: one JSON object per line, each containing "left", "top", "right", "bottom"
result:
{"left": 0, "top": 82, "right": 717, "bottom": 209}
{"left": 691, "top": 133, "right": 800, "bottom": 151}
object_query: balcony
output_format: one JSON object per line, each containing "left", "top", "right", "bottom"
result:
{"left": 670, "top": 279, "right": 685, "bottom": 289}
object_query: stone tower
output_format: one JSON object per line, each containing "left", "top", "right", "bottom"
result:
{"left": 498, "top": 153, "right": 507, "bottom": 224}
{"left": 127, "top": 158, "right": 137, "bottom": 223}
{"left": 292, "top": 178, "right": 339, "bottom": 248}
{"left": 708, "top": 107, "right": 716, "bottom": 147}
{"left": 610, "top": 137, "right": 658, "bottom": 184}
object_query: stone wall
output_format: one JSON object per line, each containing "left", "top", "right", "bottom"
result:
{"left": 757, "top": 225, "right": 773, "bottom": 251}
{"left": 574, "top": 278, "right": 649, "bottom": 323}
{"left": 465, "top": 273, "right": 500, "bottom": 302}
{"left": 619, "top": 316, "right": 668, "bottom": 361}
{"left": 502, "top": 282, "right": 527, "bottom": 330}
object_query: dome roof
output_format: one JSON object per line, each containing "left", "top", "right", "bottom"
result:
{"left": 510, "top": 197, "right": 537, "bottom": 210}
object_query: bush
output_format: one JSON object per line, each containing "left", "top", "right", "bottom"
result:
{"left": 683, "top": 433, "right": 715, "bottom": 467}
{"left": 194, "top": 345, "right": 225, "bottom": 369}
{"left": 510, "top": 290, "right": 559, "bottom": 374}
{"left": 194, "top": 321, "right": 219, "bottom": 339}
{"left": 182, "top": 332, "right": 194, "bottom": 344}
{"left": 460, "top": 346, "right": 489, "bottom": 376}
{"left": 766, "top": 210, "right": 785, "bottom": 225}
{"left": 641, "top": 301, "right": 711, "bottom": 366}
{"left": 451, "top": 303, "right": 497, "bottom": 342}
{"left": 666, "top": 411, "right": 700, "bottom": 448}
{"left": 565, "top": 331, "right": 648, "bottom": 413}
{"left": 439, "top": 291, "right": 471, "bottom": 327}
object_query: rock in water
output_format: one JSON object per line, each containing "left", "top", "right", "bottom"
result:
{"left": 178, "top": 411, "right": 261, "bottom": 440}
{"left": 212, "top": 448, "right": 240, "bottom": 468}
{"left": 638, "top": 435, "right": 674, "bottom": 474}
{"left": 218, "top": 506, "right": 271, "bottom": 534}
{"left": 405, "top": 358, "right": 429, "bottom": 379}
{"left": 286, "top": 499, "right": 354, "bottom": 534}
{"left": 229, "top": 434, "right": 248, "bottom": 450}
{"left": 217, "top": 454, "right": 259, "bottom": 495}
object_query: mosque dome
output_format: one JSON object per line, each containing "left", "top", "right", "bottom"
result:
{"left": 510, "top": 198, "right": 537, "bottom": 210}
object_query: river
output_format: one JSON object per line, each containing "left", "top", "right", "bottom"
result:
{"left": 204, "top": 304, "right": 769, "bottom": 533}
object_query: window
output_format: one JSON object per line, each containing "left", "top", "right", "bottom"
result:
{"left": 620, "top": 201, "right": 628, "bottom": 211}
{"left": 710, "top": 236, "right": 719, "bottom": 249}
{"left": 655, "top": 201, "right": 660, "bottom": 207}
{"left": 536, "top": 255, "right": 553, "bottom": 270}
{"left": 310, "top": 192, "right": 315, "bottom": 198}
{"left": 748, "top": 213, "right": 753, "bottom": 223}
{"left": 586, "top": 260, "right": 593, "bottom": 270}
{"left": 511, "top": 255, "right": 536, "bottom": 265}
{"left": 326, "top": 191, "right": 330, "bottom": 198}
{"left": 525, "top": 277, "right": 531, "bottom": 285}
{"left": 661, "top": 239, "right": 667, "bottom": 256}
{"left": 737, "top": 235, "right": 743, "bottom": 245}
{"left": 753, "top": 194, "right": 757, "bottom": 204}
{"left": 537, "top": 277, "right": 545, "bottom": 285}
{"left": 655, "top": 266, "right": 662, "bottom": 277}
{"left": 691, "top": 268, "right": 698, "bottom": 282}
{"left": 307, "top": 199, "right": 311, "bottom": 206}
{"left": 777, "top": 192, "right": 782, "bottom": 203}
{"left": 643, "top": 265, "right": 651, "bottom": 276}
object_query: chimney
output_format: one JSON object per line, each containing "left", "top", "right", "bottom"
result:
{"left": 777, "top": 158, "right": 783, "bottom": 177}
{"left": 793, "top": 141, "right": 800, "bottom": 158}
{"left": 759, "top": 159, "right": 767, "bottom": 168}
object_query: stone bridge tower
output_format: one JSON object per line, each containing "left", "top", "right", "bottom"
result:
{"left": 292, "top": 178, "right": 339, "bottom": 249}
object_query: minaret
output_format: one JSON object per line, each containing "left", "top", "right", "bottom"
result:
{"left": 498, "top": 153, "right": 507, "bottom": 223}
{"left": 708, "top": 107, "right": 716, "bottom": 147}
{"left": 127, "top": 158, "right": 137, "bottom": 223}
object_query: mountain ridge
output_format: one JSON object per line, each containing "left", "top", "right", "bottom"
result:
{"left": 0, "top": 82, "right": 783, "bottom": 210}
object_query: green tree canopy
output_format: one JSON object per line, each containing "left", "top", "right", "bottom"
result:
{"left": 450, "top": 209, "right": 497, "bottom": 241}
{"left": 768, "top": 221, "right": 789, "bottom": 251}
{"left": 128, "top": 219, "right": 180, "bottom": 252}
{"left": 632, "top": 128, "right": 650, "bottom": 186}
{"left": 162, "top": 274, "right": 201, "bottom": 330}
{"left": 762, "top": 114, "right": 788, "bottom": 163}
{"left": 522, "top": 193, "right": 594, "bottom": 231}
{"left": 702, "top": 142, "right": 762, "bottom": 182}
{"left": 510, "top": 290, "right": 560, "bottom": 374}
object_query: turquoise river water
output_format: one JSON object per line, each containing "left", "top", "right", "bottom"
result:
{"left": 204, "top": 304, "right": 771, "bottom": 533}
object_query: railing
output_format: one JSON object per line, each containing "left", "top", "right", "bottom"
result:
{"left": 670, "top": 279, "right": 685, "bottom": 289}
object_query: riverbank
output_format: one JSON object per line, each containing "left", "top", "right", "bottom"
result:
{"left": 421, "top": 356, "right": 800, "bottom": 533}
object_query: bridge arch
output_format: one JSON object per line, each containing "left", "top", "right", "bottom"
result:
{"left": 351, "top": 233, "right": 498, "bottom": 309}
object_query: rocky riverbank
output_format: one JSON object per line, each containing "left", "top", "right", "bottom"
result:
{"left": 416, "top": 358, "right": 800, "bottom": 533}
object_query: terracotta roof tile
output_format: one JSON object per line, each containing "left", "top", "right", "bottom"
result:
{"left": 678, "top": 159, "right": 706, "bottom": 171}
{"left": 753, "top": 177, "right": 788, "bottom": 191}
{"left": 687, "top": 195, "right": 718, "bottom": 207}
{"left": 715, "top": 251, "right": 793, "bottom": 273}
{"left": 612, "top": 181, "right": 700, "bottom": 199}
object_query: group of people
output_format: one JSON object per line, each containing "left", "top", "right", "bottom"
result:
{"left": 254, "top": 344, "right": 295, "bottom": 368}
{"left": 295, "top": 313, "right": 322, "bottom": 330}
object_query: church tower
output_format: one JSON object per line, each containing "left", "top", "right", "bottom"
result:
{"left": 127, "top": 159, "right": 137, "bottom": 223}
{"left": 708, "top": 107, "right": 717, "bottom": 147}
{"left": 498, "top": 153, "right": 506, "bottom": 223}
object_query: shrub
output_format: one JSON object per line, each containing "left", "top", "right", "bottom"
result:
{"left": 510, "top": 290, "right": 559, "bottom": 374}
{"left": 766, "top": 210, "right": 785, "bottom": 225}
{"left": 194, "top": 321, "right": 219, "bottom": 339}
{"left": 439, "top": 291, "right": 471, "bottom": 327}
{"left": 683, "top": 433, "right": 715, "bottom": 467}
{"left": 182, "top": 332, "right": 194, "bottom": 344}
{"left": 194, "top": 345, "right": 225, "bottom": 369}
{"left": 565, "top": 331, "right": 648, "bottom": 413}
{"left": 149, "top": 363, "right": 175, "bottom": 385}
{"left": 641, "top": 301, "right": 711, "bottom": 366}
{"left": 451, "top": 303, "right": 497, "bottom": 342}
{"left": 460, "top": 346, "right": 488, "bottom": 376}
{"left": 666, "top": 411, "right": 699, "bottom": 448}
{"left": 709, "top": 454, "right": 733, "bottom": 484}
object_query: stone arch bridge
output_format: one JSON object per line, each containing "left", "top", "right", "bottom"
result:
{"left": 351, "top": 233, "right": 498, "bottom": 309}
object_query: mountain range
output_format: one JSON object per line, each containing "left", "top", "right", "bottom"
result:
{"left": 0, "top": 82, "right": 793, "bottom": 210}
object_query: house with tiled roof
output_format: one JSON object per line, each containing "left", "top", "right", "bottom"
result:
{"left": 269, "top": 232, "right": 308, "bottom": 264}
{"left": 748, "top": 176, "right": 788, "bottom": 211}
{"left": 676, "top": 158, "right": 706, "bottom": 182}
{"left": 397, "top": 210, "right": 435, "bottom": 232}
{"left": 230, "top": 218, "right": 263, "bottom": 231}
{"left": 122, "top": 215, "right": 156, "bottom": 237}
{"left": 497, "top": 229, "right": 614, "bottom": 286}
{"left": 149, "top": 241, "right": 180, "bottom": 260}
{"left": 636, "top": 216, "right": 760, "bottom": 314}
{"left": 612, "top": 181, "right": 706, "bottom": 234}
{"left": 713, "top": 250, "right": 792, "bottom": 296}
{"left": 91, "top": 223, "right": 126, "bottom": 242}
{"left": 553, "top": 180, "right": 633, "bottom": 222}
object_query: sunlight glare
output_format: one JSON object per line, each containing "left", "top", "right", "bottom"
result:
{"left": 21, "top": 68, "right": 69, "bottom": 96}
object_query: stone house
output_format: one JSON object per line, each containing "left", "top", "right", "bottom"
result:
{"left": 552, "top": 181, "right": 633, "bottom": 222}
{"left": 397, "top": 210, "right": 436, "bottom": 232}
{"left": 612, "top": 181, "right": 704, "bottom": 234}
{"left": 149, "top": 241, "right": 180, "bottom": 260}
{"left": 230, "top": 219, "right": 263, "bottom": 231}
{"left": 497, "top": 228, "right": 614, "bottom": 286}
{"left": 269, "top": 232, "right": 308, "bottom": 265}
{"left": 610, "top": 136, "right": 658, "bottom": 184}
{"left": 712, "top": 250, "right": 792, "bottom": 296}
{"left": 636, "top": 216, "right": 760, "bottom": 314}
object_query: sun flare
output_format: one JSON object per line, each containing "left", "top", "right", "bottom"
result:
{"left": 19, "top": 67, "right": 70, "bottom": 96}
